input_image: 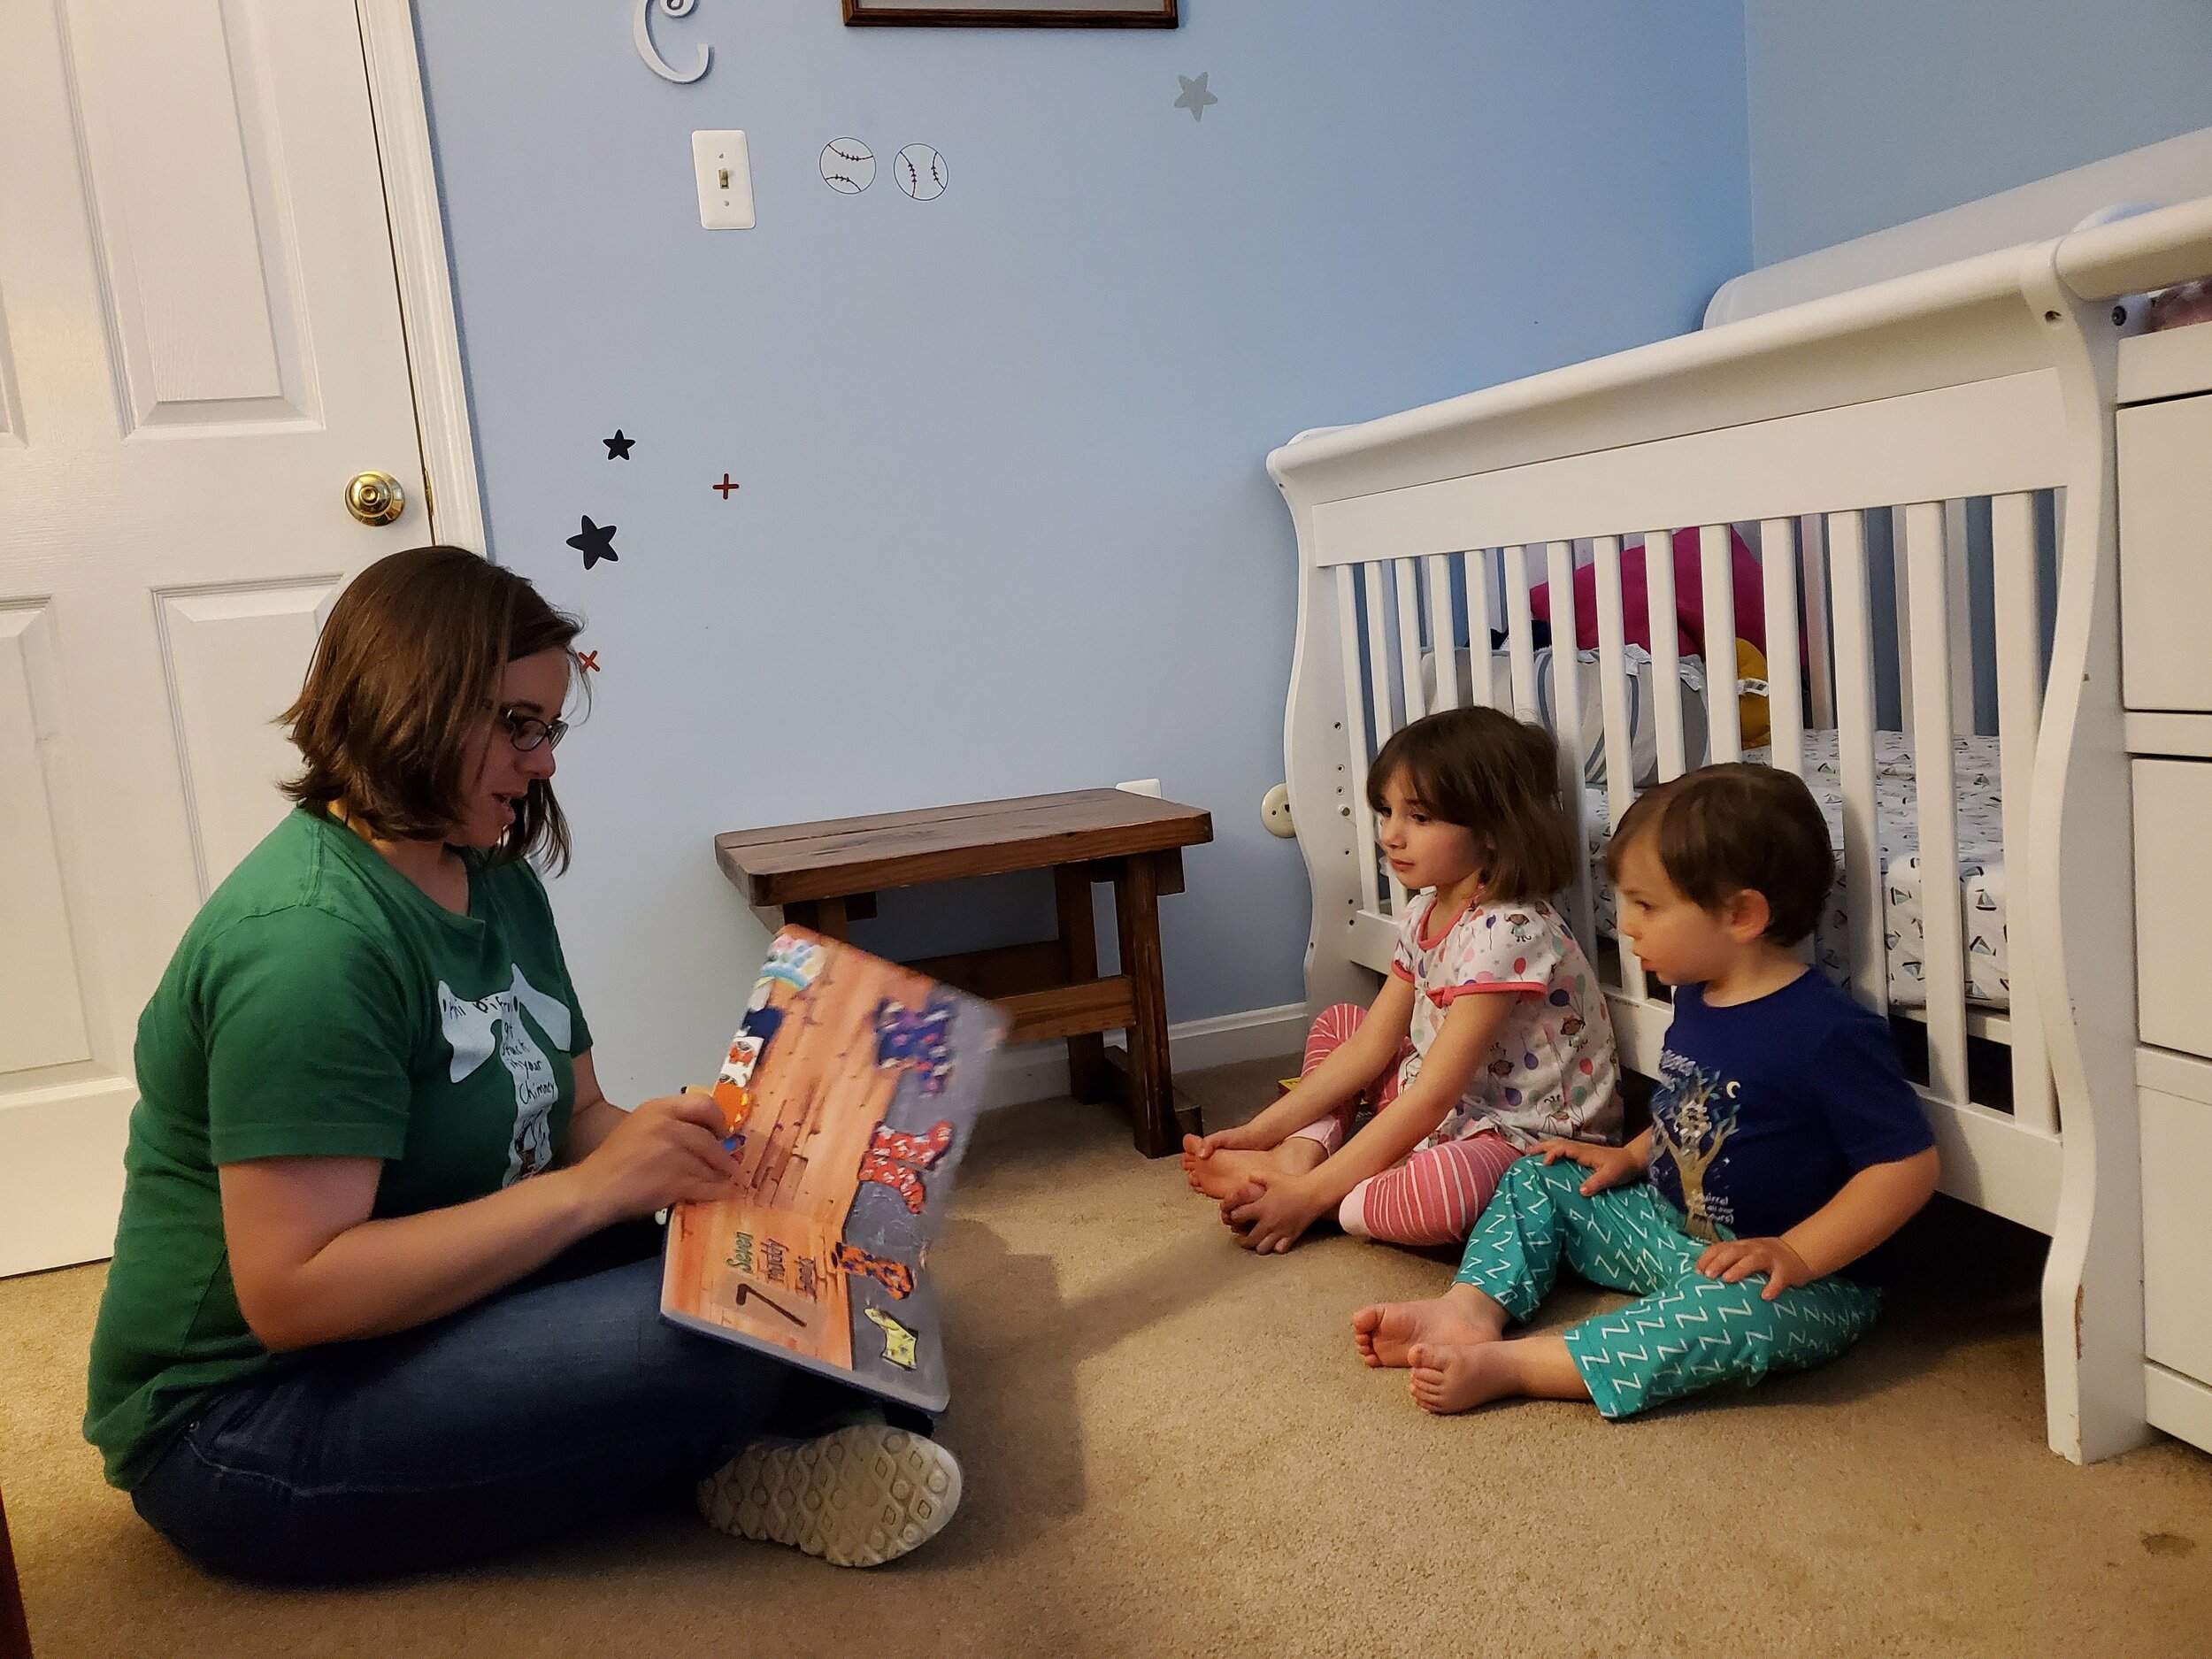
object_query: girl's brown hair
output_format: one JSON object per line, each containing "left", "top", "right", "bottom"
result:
{"left": 281, "top": 545, "right": 583, "bottom": 872}
{"left": 1364, "top": 706, "right": 1578, "bottom": 902}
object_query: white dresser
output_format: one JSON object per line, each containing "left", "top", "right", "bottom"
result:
{"left": 2119, "top": 319, "right": 2212, "bottom": 1458}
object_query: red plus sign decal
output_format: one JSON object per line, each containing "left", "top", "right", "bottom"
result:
{"left": 712, "top": 474, "right": 741, "bottom": 498}
{"left": 578, "top": 650, "right": 601, "bottom": 673}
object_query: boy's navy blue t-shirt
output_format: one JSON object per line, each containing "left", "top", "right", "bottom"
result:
{"left": 1647, "top": 970, "right": 1934, "bottom": 1283}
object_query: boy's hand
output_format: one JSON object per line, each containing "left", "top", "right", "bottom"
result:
{"left": 1224, "top": 1172, "right": 1325, "bottom": 1255}
{"left": 1695, "top": 1236, "right": 1815, "bottom": 1301}
{"left": 1535, "top": 1138, "right": 1645, "bottom": 1196}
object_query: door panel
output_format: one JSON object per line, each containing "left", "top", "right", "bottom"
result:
{"left": 157, "top": 580, "right": 342, "bottom": 898}
{"left": 0, "top": 604, "right": 95, "bottom": 1075}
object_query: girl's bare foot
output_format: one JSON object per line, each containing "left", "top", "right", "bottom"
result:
{"left": 1183, "top": 1137, "right": 1325, "bottom": 1201}
{"left": 1407, "top": 1341, "right": 1519, "bottom": 1415}
{"left": 1350, "top": 1290, "right": 1507, "bottom": 1369}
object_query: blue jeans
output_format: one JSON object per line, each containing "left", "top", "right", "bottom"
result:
{"left": 130, "top": 1225, "right": 860, "bottom": 1583}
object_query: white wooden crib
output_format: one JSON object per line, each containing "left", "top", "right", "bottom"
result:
{"left": 1269, "top": 196, "right": 2212, "bottom": 1464}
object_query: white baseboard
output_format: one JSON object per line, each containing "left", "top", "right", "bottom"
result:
{"left": 981, "top": 1002, "right": 1310, "bottom": 1110}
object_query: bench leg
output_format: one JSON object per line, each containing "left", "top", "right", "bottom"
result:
{"left": 1111, "top": 852, "right": 1178, "bottom": 1157}
{"left": 782, "top": 896, "right": 851, "bottom": 941}
{"left": 1053, "top": 866, "right": 1110, "bottom": 1105}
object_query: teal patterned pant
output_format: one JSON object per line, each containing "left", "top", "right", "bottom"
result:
{"left": 1454, "top": 1156, "right": 1884, "bottom": 1419}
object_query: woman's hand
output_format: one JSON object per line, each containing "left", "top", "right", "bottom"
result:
{"left": 1536, "top": 1137, "right": 1647, "bottom": 1196}
{"left": 566, "top": 1092, "right": 738, "bottom": 1225}
{"left": 1224, "top": 1172, "right": 1328, "bottom": 1255}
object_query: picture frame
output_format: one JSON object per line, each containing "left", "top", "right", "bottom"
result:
{"left": 842, "top": 0, "right": 1175, "bottom": 26}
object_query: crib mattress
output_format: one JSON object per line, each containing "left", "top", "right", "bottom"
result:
{"left": 1582, "top": 733, "right": 2009, "bottom": 1010}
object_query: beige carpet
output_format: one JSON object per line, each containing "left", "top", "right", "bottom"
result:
{"left": 5, "top": 1055, "right": 2211, "bottom": 1659}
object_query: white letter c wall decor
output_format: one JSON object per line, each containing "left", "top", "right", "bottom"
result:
{"left": 635, "top": 0, "right": 709, "bottom": 84}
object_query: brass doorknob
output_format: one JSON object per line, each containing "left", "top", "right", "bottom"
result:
{"left": 344, "top": 471, "right": 405, "bottom": 526}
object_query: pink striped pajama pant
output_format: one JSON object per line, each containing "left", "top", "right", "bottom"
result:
{"left": 1289, "top": 1002, "right": 1524, "bottom": 1247}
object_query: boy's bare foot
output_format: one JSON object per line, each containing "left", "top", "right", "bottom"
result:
{"left": 1350, "top": 1291, "right": 1507, "bottom": 1369}
{"left": 1183, "top": 1137, "right": 1325, "bottom": 1201}
{"left": 1407, "top": 1341, "right": 1518, "bottom": 1415}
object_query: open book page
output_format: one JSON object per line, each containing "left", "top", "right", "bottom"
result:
{"left": 660, "top": 928, "right": 1007, "bottom": 1412}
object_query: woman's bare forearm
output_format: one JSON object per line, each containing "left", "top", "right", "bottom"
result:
{"left": 227, "top": 1166, "right": 605, "bottom": 1351}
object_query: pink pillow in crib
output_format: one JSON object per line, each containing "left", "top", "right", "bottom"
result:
{"left": 1529, "top": 526, "right": 1769, "bottom": 659}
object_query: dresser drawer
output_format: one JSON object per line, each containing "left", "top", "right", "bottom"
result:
{"left": 2119, "top": 393, "right": 2212, "bottom": 711}
{"left": 2139, "top": 1049, "right": 2212, "bottom": 1389}
{"left": 2134, "top": 760, "right": 2212, "bottom": 1058}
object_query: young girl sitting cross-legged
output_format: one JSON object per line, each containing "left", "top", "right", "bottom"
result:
{"left": 1352, "top": 763, "right": 1940, "bottom": 1418}
{"left": 1181, "top": 706, "right": 1619, "bottom": 1254}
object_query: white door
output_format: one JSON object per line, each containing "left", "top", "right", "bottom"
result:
{"left": 0, "top": 0, "right": 434, "bottom": 1274}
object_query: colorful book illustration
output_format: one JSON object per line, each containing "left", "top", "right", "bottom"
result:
{"left": 659, "top": 927, "right": 1007, "bottom": 1413}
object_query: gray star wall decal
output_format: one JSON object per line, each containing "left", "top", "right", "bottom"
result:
{"left": 1175, "top": 72, "right": 1217, "bottom": 122}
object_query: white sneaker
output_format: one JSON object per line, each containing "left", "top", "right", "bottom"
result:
{"left": 696, "top": 1423, "right": 962, "bottom": 1568}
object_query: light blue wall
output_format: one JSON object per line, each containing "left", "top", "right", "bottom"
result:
{"left": 1746, "top": 0, "right": 2212, "bottom": 264}
{"left": 412, "top": 1, "right": 1749, "bottom": 1102}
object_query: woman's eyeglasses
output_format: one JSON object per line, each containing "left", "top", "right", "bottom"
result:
{"left": 498, "top": 709, "right": 567, "bottom": 753}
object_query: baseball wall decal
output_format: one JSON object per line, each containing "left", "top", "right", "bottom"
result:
{"left": 822, "top": 138, "right": 876, "bottom": 194}
{"left": 895, "top": 144, "right": 948, "bottom": 201}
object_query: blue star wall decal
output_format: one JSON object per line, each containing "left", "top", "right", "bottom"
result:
{"left": 1175, "top": 72, "right": 1217, "bottom": 122}
{"left": 603, "top": 430, "right": 634, "bottom": 459}
{"left": 568, "top": 516, "right": 619, "bottom": 570}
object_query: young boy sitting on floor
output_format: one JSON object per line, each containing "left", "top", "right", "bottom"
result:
{"left": 1351, "top": 763, "right": 1940, "bottom": 1419}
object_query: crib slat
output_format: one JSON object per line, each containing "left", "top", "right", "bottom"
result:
{"left": 1336, "top": 565, "right": 1381, "bottom": 918}
{"left": 1903, "top": 499, "right": 1969, "bottom": 1106}
{"left": 1363, "top": 560, "right": 1406, "bottom": 913}
{"left": 1462, "top": 549, "right": 1496, "bottom": 707}
{"left": 1505, "top": 545, "right": 1540, "bottom": 721}
{"left": 1760, "top": 518, "right": 1804, "bottom": 778}
{"left": 1799, "top": 513, "right": 1837, "bottom": 729}
{"left": 1701, "top": 523, "right": 1741, "bottom": 764}
{"left": 1548, "top": 540, "right": 1596, "bottom": 952}
{"left": 1425, "top": 555, "right": 1463, "bottom": 712}
{"left": 1644, "top": 530, "right": 1687, "bottom": 780}
{"left": 1992, "top": 491, "right": 2056, "bottom": 1134}
{"left": 1891, "top": 506, "right": 1916, "bottom": 738}
{"left": 1593, "top": 535, "right": 1646, "bottom": 1000}
{"left": 1945, "top": 498, "right": 1975, "bottom": 733}
{"left": 1395, "top": 559, "right": 1425, "bottom": 723}
{"left": 1827, "top": 511, "right": 1887, "bottom": 1013}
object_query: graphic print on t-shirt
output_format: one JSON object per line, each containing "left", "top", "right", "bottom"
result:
{"left": 437, "top": 964, "right": 575, "bottom": 1185}
{"left": 1648, "top": 1048, "right": 1740, "bottom": 1241}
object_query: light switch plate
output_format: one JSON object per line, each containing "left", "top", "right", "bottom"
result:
{"left": 692, "top": 130, "right": 755, "bottom": 229}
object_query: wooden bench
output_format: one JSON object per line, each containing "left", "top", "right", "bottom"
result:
{"left": 714, "top": 790, "right": 1212, "bottom": 1157}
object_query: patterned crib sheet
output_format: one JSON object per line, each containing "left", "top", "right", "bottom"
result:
{"left": 1580, "top": 732, "right": 2009, "bottom": 1010}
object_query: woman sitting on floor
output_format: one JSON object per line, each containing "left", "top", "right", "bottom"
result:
{"left": 83, "top": 546, "right": 959, "bottom": 1583}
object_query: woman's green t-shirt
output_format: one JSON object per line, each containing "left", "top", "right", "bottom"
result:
{"left": 84, "top": 807, "right": 593, "bottom": 1488}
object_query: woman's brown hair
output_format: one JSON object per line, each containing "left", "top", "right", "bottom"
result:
{"left": 1364, "top": 706, "right": 1578, "bottom": 903}
{"left": 281, "top": 545, "right": 583, "bottom": 872}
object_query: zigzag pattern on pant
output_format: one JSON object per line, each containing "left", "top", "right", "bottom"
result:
{"left": 1567, "top": 1273, "right": 1882, "bottom": 1414}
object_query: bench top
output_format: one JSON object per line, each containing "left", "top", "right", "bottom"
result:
{"left": 714, "top": 789, "right": 1214, "bottom": 906}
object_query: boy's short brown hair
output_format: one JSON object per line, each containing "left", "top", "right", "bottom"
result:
{"left": 1602, "top": 763, "right": 1832, "bottom": 944}
{"left": 1365, "top": 706, "right": 1578, "bottom": 903}
{"left": 281, "top": 545, "right": 582, "bottom": 871}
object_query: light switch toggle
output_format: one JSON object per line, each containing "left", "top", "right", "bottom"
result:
{"left": 692, "top": 130, "right": 755, "bottom": 229}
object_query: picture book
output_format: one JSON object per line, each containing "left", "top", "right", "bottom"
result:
{"left": 659, "top": 926, "right": 1008, "bottom": 1414}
